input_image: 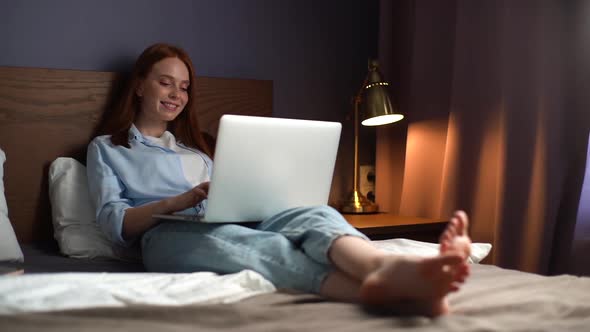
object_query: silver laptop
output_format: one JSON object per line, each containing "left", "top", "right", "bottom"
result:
{"left": 153, "top": 114, "right": 342, "bottom": 223}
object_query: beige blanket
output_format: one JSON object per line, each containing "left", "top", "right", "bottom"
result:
{"left": 1, "top": 264, "right": 589, "bottom": 332}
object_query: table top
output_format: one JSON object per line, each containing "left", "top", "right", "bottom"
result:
{"left": 342, "top": 213, "right": 447, "bottom": 229}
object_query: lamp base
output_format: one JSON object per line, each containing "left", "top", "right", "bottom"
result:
{"left": 340, "top": 190, "right": 379, "bottom": 214}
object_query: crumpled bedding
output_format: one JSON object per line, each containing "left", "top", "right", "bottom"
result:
{"left": 0, "top": 270, "right": 275, "bottom": 315}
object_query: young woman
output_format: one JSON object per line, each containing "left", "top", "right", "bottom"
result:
{"left": 87, "top": 43, "right": 472, "bottom": 317}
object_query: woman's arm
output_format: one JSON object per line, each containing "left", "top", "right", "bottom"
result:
{"left": 87, "top": 138, "right": 210, "bottom": 246}
{"left": 122, "top": 182, "right": 209, "bottom": 240}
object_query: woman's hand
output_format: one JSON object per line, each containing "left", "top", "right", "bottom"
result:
{"left": 164, "top": 181, "right": 210, "bottom": 213}
{"left": 121, "top": 182, "right": 210, "bottom": 240}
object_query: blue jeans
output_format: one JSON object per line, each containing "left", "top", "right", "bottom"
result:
{"left": 141, "top": 205, "right": 368, "bottom": 293}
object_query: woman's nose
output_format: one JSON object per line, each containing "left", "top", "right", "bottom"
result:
{"left": 169, "top": 88, "right": 179, "bottom": 99}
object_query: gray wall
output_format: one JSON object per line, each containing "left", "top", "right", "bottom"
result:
{"left": 1, "top": 0, "right": 377, "bottom": 204}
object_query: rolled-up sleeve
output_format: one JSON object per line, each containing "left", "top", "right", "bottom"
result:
{"left": 86, "top": 140, "right": 133, "bottom": 246}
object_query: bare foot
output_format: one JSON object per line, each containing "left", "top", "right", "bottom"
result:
{"left": 440, "top": 210, "right": 472, "bottom": 261}
{"left": 358, "top": 210, "right": 473, "bottom": 317}
{"left": 359, "top": 254, "right": 467, "bottom": 316}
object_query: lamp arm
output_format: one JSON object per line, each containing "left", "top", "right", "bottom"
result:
{"left": 341, "top": 76, "right": 378, "bottom": 213}
{"left": 352, "top": 95, "right": 360, "bottom": 193}
{"left": 351, "top": 73, "right": 370, "bottom": 192}
{"left": 354, "top": 75, "right": 369, "bottom": 102}
{"left": 346, "top": 75, "right": 369, "bottom": 121}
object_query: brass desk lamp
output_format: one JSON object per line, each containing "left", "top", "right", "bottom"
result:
{"left": 340, "top": 59, "right": 403, "bottom": 214}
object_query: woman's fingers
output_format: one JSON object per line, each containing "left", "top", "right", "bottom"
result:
{"left": 197, "top": 181, "right": 210, "bottom": 194}
{"left": 168, "top": 183, "right": 210, "bottom": 213}
{"left": 191, "top": 187, "right": 207, "bottom": 201}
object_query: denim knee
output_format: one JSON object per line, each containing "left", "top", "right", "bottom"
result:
{"left": 141, "top": 220, "right": 331, "bottom": 293}
{"left": 257, "top": 205, "right": 369, "bottom": 265}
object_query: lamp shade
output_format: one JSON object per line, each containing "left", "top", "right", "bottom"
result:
{"left": 360, "top": 60, "right": 403, "bottom": 126}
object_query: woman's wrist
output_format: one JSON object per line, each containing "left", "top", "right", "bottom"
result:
{"left": 157, "top": 198, "right": 175, "bottom": 215}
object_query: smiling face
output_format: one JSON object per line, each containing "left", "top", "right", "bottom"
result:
{"left": 134, "top": 57, "right": 190, "bottom": 136}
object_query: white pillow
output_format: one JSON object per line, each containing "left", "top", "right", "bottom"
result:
{"left": 48, "top": 158, "right": 139, "bottom": 261}
{"left": 372, "top": 238, "right": 492, "bottom": 263}
{"left": 0, "top": 148, "right": 24, "bottom": 263}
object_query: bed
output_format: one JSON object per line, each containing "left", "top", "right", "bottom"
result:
{"left": 1, "top": 66, "right": 590, "bottom": 331}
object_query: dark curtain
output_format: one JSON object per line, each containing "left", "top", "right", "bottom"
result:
{"left": 376, "top": 0, "right": 590, "bottom": 275}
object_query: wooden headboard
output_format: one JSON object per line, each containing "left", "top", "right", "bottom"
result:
{"left": 0, "top": 66, "right": 272, "bottom": 244}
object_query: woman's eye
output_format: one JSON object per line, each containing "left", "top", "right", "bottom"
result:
{"left": 181, "top": 87, "right": 188, "bottom": 92}
{"left": 159, "top": 81, "right": 171, "bottom": 86}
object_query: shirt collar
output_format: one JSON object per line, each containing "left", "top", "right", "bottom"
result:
{"left": 129, "top": 124, "right": 177, "bottom": 146}
{"left": 128, "top": 124, "right": 145, "bottom": 142}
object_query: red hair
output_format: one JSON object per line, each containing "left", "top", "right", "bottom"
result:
{"left": 98, "top": 43, "right": 212, "bottom": 157}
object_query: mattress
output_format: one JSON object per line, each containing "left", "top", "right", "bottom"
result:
{"left": 1, "top": 264, "right": 589, "bottom": 332}
{"left": 19, "top": 242, "right": 145, "bottom": 273}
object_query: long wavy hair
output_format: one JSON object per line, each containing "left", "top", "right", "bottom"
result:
{"left": 97, "top": 43, "right": 212, "bottom": 157}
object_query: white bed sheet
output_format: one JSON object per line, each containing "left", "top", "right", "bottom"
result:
{"left": 0, "top": 239, "right": 491, "bottom": 315}
{"left": 0, "top": 270, "right": 275, "bottom": 315}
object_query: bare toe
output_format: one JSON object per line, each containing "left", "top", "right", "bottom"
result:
{"left": 440, "top": 219, "right": 457, "bottom": 252}
{"left": 453, "top": 210, "right": 469, "bottom": 235}
{"left": 440, "top": 211, "right": 472, "bottom": 260}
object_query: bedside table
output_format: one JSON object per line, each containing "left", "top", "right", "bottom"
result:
{"left": 342, "top": 213, "right": 448, "bottom": 242}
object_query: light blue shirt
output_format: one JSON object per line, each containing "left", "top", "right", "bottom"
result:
{"left": 86, "top": 125, "right": 213, "bottom": 246}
